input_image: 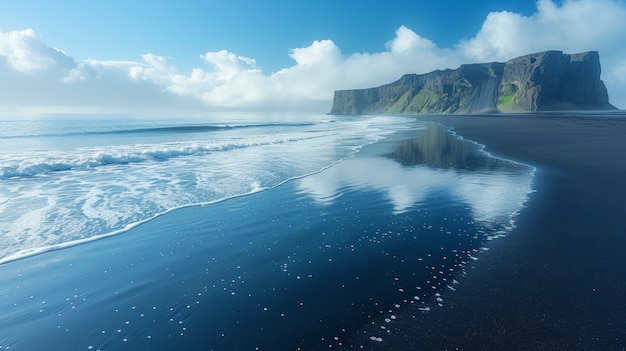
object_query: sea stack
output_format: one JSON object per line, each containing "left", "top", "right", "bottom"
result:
{"left": 329, "top": 50, "right": 616, "bottom": 114}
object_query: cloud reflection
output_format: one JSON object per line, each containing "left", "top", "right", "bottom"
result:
{"left": 296, "top": 123, "right": 535, "bottom": 224}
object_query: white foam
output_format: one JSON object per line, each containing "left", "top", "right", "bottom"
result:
{"left": 0, "top": 115, "right": 414, "bottom": 264}
{"left": 0, "top": 131, "right": 337, "bottom": 178}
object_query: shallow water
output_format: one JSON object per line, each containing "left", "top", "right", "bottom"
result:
{"left": 0, "top": 114, "right": 412, "bottom": 263}
{"left": 0, "top": 122, "right": 534, "bottom": 350}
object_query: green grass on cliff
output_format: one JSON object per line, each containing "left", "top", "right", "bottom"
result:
{"left": 386, "top": 90, "right": 440, "bottom": 114}
{"left": 384, "top": 89, "right": 466, "bottom": 114}
{"left": 387, "top": 89, "right": 438, "bottom": 113}
{"left": 497, "top": 82, "right": 523, "bottom": 112}
{"left": 497, "top": 94, "right": 516, "bottom": 111}
{"left": 408, "top": 90, "right": 438, "bottom": 112}
{"left": 386, "top": 91, "right": 412, "bottom": 114}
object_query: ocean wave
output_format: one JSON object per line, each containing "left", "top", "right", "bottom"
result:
{"left": 0, "top": 115, "right": 415, "bottom": 264}
{"left": 0, "top": 122, "right": 317, "bottom": 140}
{"left": 0, "top": 151, "right": 352, "bottom": 265}
{"left": 0, "top": 131, "right": 327, "bottom": 178}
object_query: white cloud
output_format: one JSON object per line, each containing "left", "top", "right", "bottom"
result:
{"left": 457, "top": 0, "right": 626, "bottom": 63}
{"left": 289, "top": 39, "right": 342, "bottom": 66}
{"left": 201, "top": 50, "right": 260, "bottom": 76}
{"left": 0, "top": 29, "right": 73, "bottom": 73}
{"left": 386, "top": 25, "right": 437, "bottom": 55}
{"left": 1, "top": 0, "right": 625, "bottom": 114}
{"left": 0, "top": 32, "right": 205, "bottom": 115}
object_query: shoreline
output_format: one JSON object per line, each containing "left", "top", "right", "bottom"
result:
{"left": 385, "top": 112, "right": 626, "bottom": 349}
{"left": 2, "top": 113, "right": 625, "bottom": 349}
{"left": 417, "top": 112, "right": 626, "bottom": 171}
{"left": 0, "top": 121, "right": 536, "bottom": 350}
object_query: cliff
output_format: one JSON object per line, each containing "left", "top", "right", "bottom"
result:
{"left": 330, "top": 51, "right": 616, "bottom": 115}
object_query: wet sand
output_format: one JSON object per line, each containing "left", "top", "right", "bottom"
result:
{"left": 388, "top": 113, "right": 626, "bottom": 350}
{"left": 0, "top": 121, "right": 536, "bottom": 351}
{"left": 2, "top": 113, "right": 624, "bottom": 350}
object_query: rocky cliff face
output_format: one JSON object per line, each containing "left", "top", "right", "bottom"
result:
{"left": 330, "top": 51, "right": 615, "bottom": 115}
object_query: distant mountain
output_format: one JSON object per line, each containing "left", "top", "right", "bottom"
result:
{"left": 329, "top": 51, "right": 616, "bottom": 115}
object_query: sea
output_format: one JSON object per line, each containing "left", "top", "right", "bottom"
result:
{"left": 0, "top": 114, "right": 535, "bottom": 350}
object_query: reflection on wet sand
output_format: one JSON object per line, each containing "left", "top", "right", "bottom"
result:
{"left": 297, "top": 122, "right": 535, "bottom": 222}
{"left": 385, "top": 122, "right": 522, "bottom": 172}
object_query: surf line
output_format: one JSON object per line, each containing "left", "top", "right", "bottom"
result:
{"left": 0, "top": 133, "right": 394, "bottom": 266}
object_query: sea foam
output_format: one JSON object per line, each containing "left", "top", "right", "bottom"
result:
{"left": 0, "top": 115, "right": 411, "bottom": 263}
{"left": 0, "top": 131, "right": 331, "bottom": 178}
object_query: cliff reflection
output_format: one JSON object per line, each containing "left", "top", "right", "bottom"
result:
{"left": 296, "top": 122, "right": 535, "bottom": 223}
{"left": 385, "top": 122, "right": 504, "bottom": 171}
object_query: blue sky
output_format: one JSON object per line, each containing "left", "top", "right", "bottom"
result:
{"left": 1, "top": 0, "right": 625, "bottom": 115}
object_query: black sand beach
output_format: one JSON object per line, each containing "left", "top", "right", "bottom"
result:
{"left": 1, "top": 113, "right": 625, "bottom": 351}
{"left": 386, "top": 112, "right": 626, "bottom": 350}
{"left": 0, "top": 120, "right": 536, "bottom": 351}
